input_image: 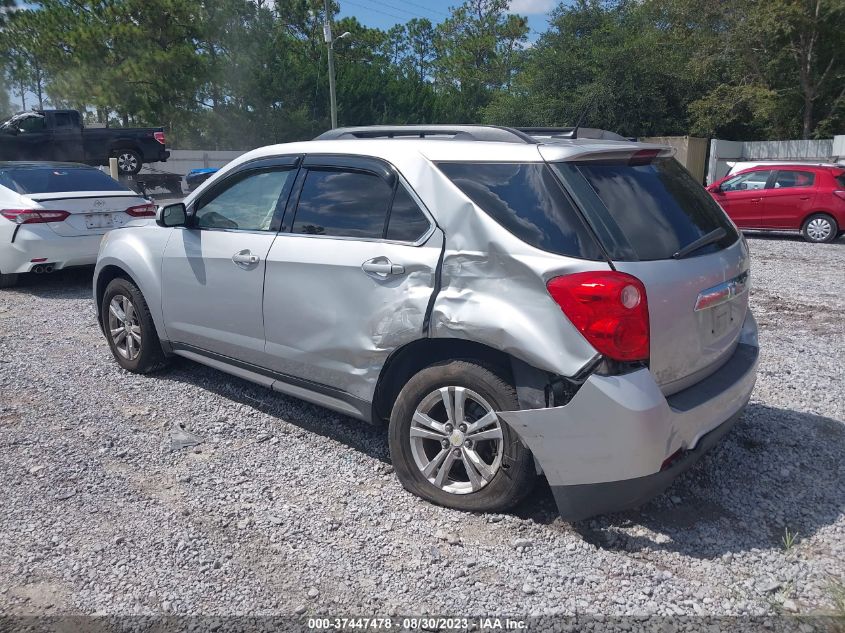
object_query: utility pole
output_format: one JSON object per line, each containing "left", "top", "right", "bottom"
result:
{"left": 323, "top": 0, "right": 338, "bottom": 129}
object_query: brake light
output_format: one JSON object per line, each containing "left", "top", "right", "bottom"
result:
{"left": 833, "top": 190, "right": 845, "bottom": 201}
{"left": 547, "top": 271, "right": 650, "bottom": 362}
{"left": 125, "top": 204, "right": 156, "bottom": 217}
{"left": 154, "top": 131, "right": 166, "bottom": 145}
{"left": 629, "top": 149, "right": 661, "bottom": 166}
{"left": 1, "top": 209, "right": 70, "bottom": 224}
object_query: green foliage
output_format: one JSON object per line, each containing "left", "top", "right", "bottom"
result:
{"left": 1, "top": 0, "right": 841, "bottom": 146}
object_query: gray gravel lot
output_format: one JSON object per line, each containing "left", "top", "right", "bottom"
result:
{"left": 0, "top": 235, "right": 843, "bottom": 621}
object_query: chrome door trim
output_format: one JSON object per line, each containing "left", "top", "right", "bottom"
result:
{"left": 694, "top": 271, "right": 750, "bottom": 311}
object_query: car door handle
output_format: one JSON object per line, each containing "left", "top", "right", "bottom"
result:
{"left": 362, "top": 258, "right": 405, "bottom": 276}
{"left": 232, "top": 250, "right": 259, "bottom": 266}
{"left": 751, "top": 198, "right": 761, "bottom": 203}
{"left": 799, "top": 196, "right": 810, "bottom": 200}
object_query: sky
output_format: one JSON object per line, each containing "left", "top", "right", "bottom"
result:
{"left": 336, "top": 0, "right": 557, "bottom": 41}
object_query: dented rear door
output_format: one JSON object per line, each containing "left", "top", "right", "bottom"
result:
{"left": 262, "top": 157, "right": 442, "bottom": 402}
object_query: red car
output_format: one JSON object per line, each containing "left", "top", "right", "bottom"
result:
{"left": 707, "top": 164, "right": 845, "bottom": 243}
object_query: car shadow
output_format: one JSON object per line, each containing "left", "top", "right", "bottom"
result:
{"left": 514, "top": 402, "right": 845, "bottom": 559}
{"left": 4, "top": 265, "right": 95, "bottom": 299}
{"left": 155, "top": 359, "right": 392, "bottom": 464}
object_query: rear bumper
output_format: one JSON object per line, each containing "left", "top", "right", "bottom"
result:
{"left": 0, "top": 224, "right": 103, "bottom": 273}
{"left": 498, "top": 311, "right": 759, "bottom": 521}
{"left": 158, "top": 150, "right": 171, "bottom": 162}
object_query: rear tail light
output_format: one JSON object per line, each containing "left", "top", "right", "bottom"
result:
{"left": 154, "top": 131, "right": 166, "bottom": 145}
{"left": 125, "top": 203, "right": 157, "bottom": 217}
{"left": 547, "top": 271, "right": 650, "bottom": 362}
{"left": 833, "top": 190, "right": 845, "bottom": 201}
{"left": 1, "top": 209, "right": 70, "bottom": 224}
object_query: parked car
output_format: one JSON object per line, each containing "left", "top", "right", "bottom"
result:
{"left": 0, "top": 110, "right": 171, "bottom": 175}
{"left": 707, "top": 164, "right": 845, "bottom": 242}
{"left": 185, "top": 167, "right": 219, "bottom": 192}
{"left": 0, "top": 162, "right": 155, "bottom": 288}
{"left": 94, "top": 125, "right": 759, "bottom": 521}
{"left": 723, "top": 160, "right": 843, "bottom": 178}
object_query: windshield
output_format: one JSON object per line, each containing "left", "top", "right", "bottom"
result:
{"left": 553, "top": 158, "right": 738, "bottom": 261}
{"left": 0, "top": 166, "right": 132, "bottom": 194}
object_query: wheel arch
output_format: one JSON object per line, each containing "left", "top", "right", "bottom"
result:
{"left": 801, "top": 209, "right": 838, "bottom": 228}
{"left": 95, "top": 264, "right": 139, "bottom": 328}
{"left": 371, "top": 338, "right": 561, "bottom": 425}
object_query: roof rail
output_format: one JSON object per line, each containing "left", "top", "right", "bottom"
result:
{"left": 517, "top": 127, "right": 627, "bottom": 141}
{"left": 314, "top": 125, "right": 536, "bottom": 144}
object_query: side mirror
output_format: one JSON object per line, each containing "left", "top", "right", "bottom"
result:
{"left": 156, "top": 202, "right": 187, "bottom": 228}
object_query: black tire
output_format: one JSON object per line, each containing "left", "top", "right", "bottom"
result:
{"left": 114, "top": 148, "right": 143, "bottom": 175}
{"left": 801, "top": 213, "right": 838, "bottom": 243}
{"left": 389, "top": 360, "right": 535, "bottom": 513}
{"left": 101, "top": 277, "right": 169, "bottom": 373}
{"left": 0, "top": 271, "right": 19, "bottom": 288}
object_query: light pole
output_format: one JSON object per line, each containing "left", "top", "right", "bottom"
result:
{"left": 323, "top": 0, "right": 350, "bottom": 129}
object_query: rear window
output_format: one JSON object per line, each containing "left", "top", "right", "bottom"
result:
{"left": 0, "top": 166, "right": 130, "bottom": 194}
{"left": 437, "top": 162, "right": 604, "bottom": 260}
{"left": 553, "top": 158, "right": 738, "bottom": 261}
{"left": 836, "top": 172, "right": 845, "bottom": 188}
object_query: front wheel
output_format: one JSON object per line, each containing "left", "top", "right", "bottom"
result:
{"left": 114, "top": 149, "right": 142, "bottom": 175}
{"left": 101, "top": 277, "right": 169, "bottom": 373}
{"left": 801, "top": 213, "right": 838, "bottom": 243}
{"left": 389, "top": 361, "right": 535, "bottom": 513}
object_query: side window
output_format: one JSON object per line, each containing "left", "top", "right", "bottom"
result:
{"left": 386, "top": 186, "right": 430, "bottom": 242}
{"left": 292, "top": 169, "right": 392, "bottom": 238}
{"left": 18, "top": 117, "right": 46, "bottom": 134}
{"left": 437, "top": 162, "right": 603, "bottom": 260}
{"left": 721, "top": 170, "right": 771, "bottom": 192}
{"left": 53, "top": 113, "right": 75, "bottom": 128}
{"left": 772, "top": 170, "right": 815, "bottom": 189}
{"left": 195, "top": 169, "right": 292, "bottom": 231}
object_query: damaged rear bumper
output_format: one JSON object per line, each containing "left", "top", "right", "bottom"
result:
{"left": 498, "top": 311, "right": 759, "bottom": 522}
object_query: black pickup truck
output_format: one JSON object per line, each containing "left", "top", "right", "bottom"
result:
{"left": 0, "top": 110, "right": 170, "bottom": 175}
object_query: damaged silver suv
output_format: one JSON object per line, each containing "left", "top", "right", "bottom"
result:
{"left": 94, "top": 125, "right": 758, "bottom": 521}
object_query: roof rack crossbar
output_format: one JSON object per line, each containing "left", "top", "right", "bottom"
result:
{"left": 314, "top": 125, "right": 536, "bottom": 144}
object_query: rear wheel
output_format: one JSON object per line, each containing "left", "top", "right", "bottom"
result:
{"left": 114, "top": 149, "right": 142, "bottom": 175}
{"left": 389, "top": 361, "right": 535, "bottom": 513}
{"left": 0, "top": 271, "right": 19, "bottom": 288}
{"left": 101, "top": 277, "right": 169, "bottom": 373}
{"left": 801, "top": 213, "right": 838, "bottom": 243}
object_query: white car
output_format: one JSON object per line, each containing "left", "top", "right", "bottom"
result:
{"left": 0, "top": 162, "right": 154, "bottom": 287}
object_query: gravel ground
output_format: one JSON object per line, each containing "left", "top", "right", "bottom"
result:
{"left": 0, "top": 234, "right": 843, "bottom": 625}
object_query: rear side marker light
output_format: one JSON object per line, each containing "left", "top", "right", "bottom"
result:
{"left": 1, "top": 209, "right": 70, "bottom": 224}
{"left": 125, "top": 204, "right": 157, "bottom": 217}
{"left": 547, "top": 271, "right": 650, "bottom": 362}
{"left": 31, "top": 258, "right": 47, "bottom": 263}
{"left": 154, "top": 132, "right": 166, "bottom": 145}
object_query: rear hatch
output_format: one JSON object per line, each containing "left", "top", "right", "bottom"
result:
{"left": 31, "top": 191, "right": 151, "bottom": 236}
{"left": 545, "top": 147, "right": 749, "bottom": 394}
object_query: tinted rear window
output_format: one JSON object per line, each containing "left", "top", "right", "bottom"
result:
{"left": 553, "top": 158, "right": 738, "bottom": 261}
{"left": 0, "top": 166, "right": 130, "bottom": 194}
{"left": 292, "top": 169, "right": 392, "bottom": 238}
{"left": 437, "top": 162, "right": 603, "bottom": 260}
{"left": 836, "top": 172, "right": 845, "bottom": 188}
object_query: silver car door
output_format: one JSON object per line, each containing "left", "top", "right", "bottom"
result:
{"left": 161, "top": 159, "right": 299, "bottom": 365}
{"left": 262, "top": 155, "right": 443, "bottom": 405}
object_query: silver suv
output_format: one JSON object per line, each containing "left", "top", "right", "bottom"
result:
{"left": 94, "top": 125, "right": 759, "bottom": 521}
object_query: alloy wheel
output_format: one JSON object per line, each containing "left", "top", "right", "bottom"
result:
{"left": 409, "top": 386, "right": 504, "bottom": 495}
{"left": 117, "top": 152, "right": 139, "bottom": 173}
{"left": 108, "top": 294, "right": 142, "bottom": 360}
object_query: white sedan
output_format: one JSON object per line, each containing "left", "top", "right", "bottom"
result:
{"left": 0, "top": 162, "right": 155, "bottom": 288}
